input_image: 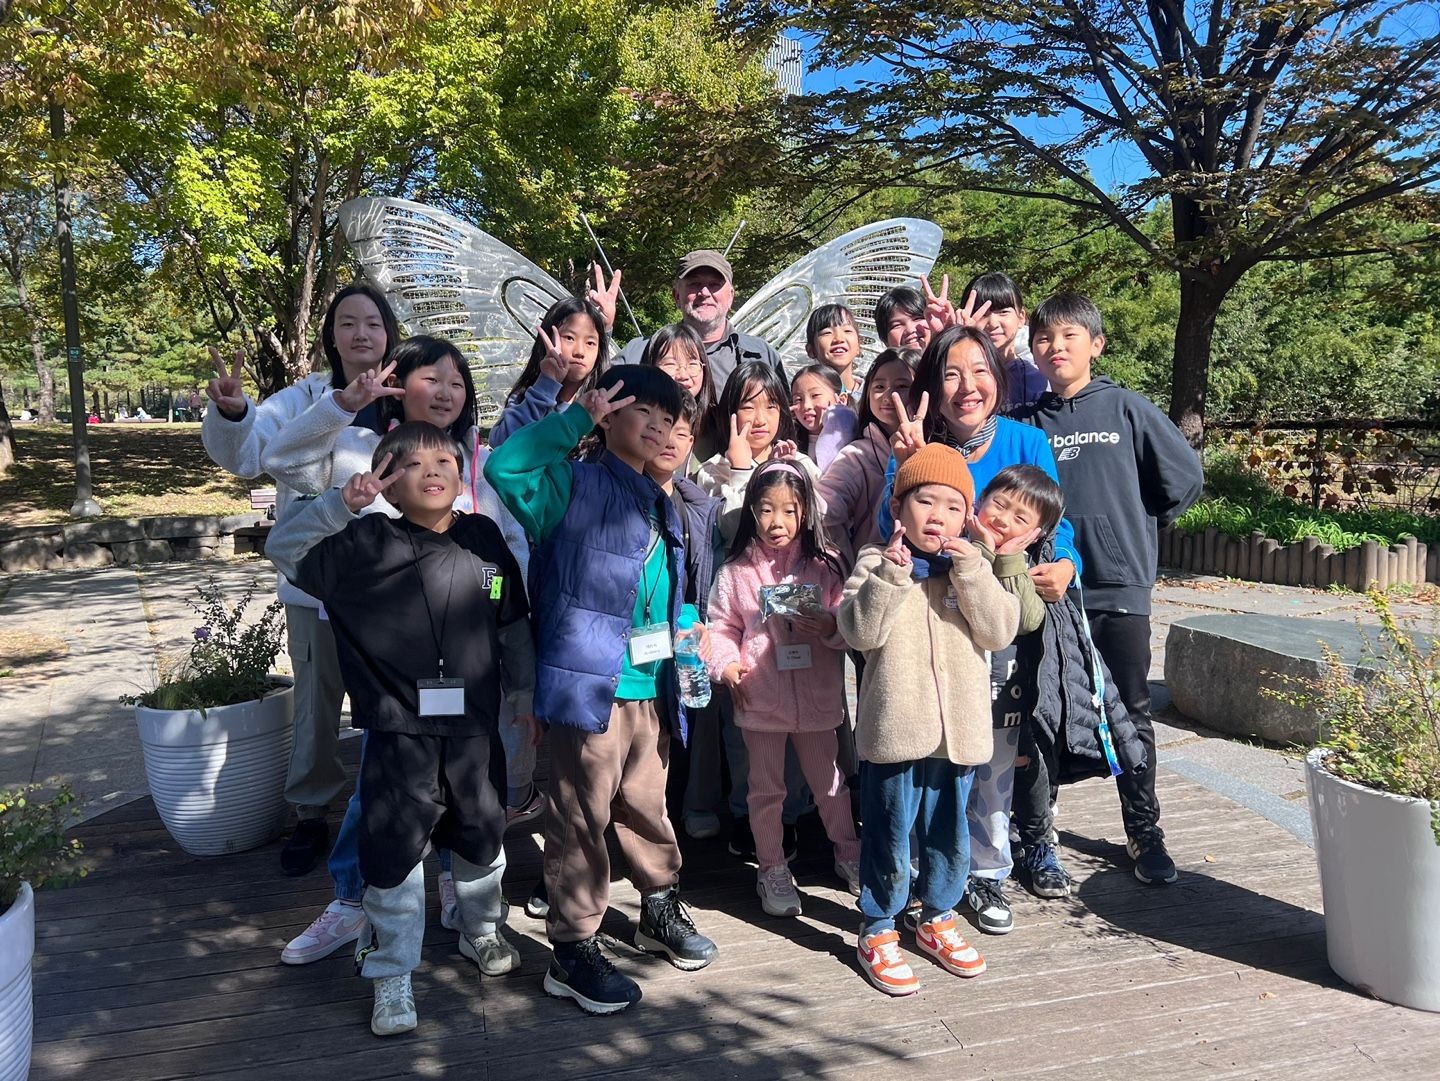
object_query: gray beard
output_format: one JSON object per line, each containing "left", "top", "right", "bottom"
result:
{"left": 685, "top": 313, "right": 728, "bottom": 342}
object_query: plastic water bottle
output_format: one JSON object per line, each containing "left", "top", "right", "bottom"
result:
{"left": 674, "top": 611, "right": 711, "bottom": 708}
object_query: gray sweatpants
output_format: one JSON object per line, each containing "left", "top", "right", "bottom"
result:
{"left": 358, "top": 847, "right": 508, "bottom": 978}
{"left": 283, "top": 604, "right": 347, "bottom": 819}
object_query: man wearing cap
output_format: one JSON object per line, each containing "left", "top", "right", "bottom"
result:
{"left": 613, "top": 250, "right": 785, "bottom": 391}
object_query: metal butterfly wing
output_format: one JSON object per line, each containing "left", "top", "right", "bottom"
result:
{"left": 336, "top": 197, "right": 570, "bottom": 422}
{"left": 730, "top": 218, "right": 943, "bottom": 374}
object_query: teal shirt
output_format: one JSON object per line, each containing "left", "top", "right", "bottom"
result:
{"left": 616, "top": 517, "right": 673, "bottom": 700}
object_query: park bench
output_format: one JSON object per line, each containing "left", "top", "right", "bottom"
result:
{"left": 232, "top": 487, "right": 277, "bottom": 555}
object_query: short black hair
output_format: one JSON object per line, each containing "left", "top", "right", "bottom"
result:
{"left": 705, "top": 359, "right": 794, "bottom": 449}
{"left": 597, "top": 363, "right": 683, "bottom": 420}
{"left": 980, "top": 464, "right": 1065, "bottom": 538}
{"left": 1030, "top": 292, "right": 1103, "bottom": 339}
{"left": 322, "top": 282, "right": 401, "bottom": 389}
{"left": 872, "top": 286, "right": 926, "bottom": 341}
{"left": 641, "top": 323, "right": 713, "bottom": 413}
{"left": 791, "top": 363, "right": 844, "bottom": 397}
{"left": 373, "top": 420, "right": 465, "bottom": 477}
{"left": 962, "top": 272, "right": 1024, "bottom": 313}
{"left": 805, "top": 303, "right": 857, "bottom": 353}
{"left": 378, "top": 335, "right": 477, "bottom": 444}
{"left": 674, "top": 389, "right": 702, "bottom": 432}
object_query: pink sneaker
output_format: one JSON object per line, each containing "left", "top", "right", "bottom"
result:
{"left": 280, "top": 900, "right": 366, "bottom": 965}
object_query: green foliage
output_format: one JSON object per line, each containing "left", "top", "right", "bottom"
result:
{"left": 1176, "top": 452, "right": 1440, "bottom": 551}
{"left": 1273, "top": 593, "right": 1440, "bottom": 844}
{"left": 124, "top": 579, "right": 286, "bottom": 711}
{"left": 0, "top": 784, "right": 86, "bottom": 912}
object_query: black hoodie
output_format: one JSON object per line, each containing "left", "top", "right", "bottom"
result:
{"left": 1016, "top": 377, "right": 1203, "bottom": 615}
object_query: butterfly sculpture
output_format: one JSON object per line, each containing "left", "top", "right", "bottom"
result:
{"left": 337, "top": 197, "right": 942, "bottom": 421}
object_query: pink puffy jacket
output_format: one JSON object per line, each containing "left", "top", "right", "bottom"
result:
{"left": 706, "top": 541, "right": 848, "bottom": 733}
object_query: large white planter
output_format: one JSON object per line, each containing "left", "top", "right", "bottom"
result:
{"left": 0, "top": 882, "right": 34, "bottom": 1081}
{"left": 1306, "top": 748, "right": 1440, "bottom": 1011}
{"left": 135, "top": 681, "right": 294, "bottom": 856}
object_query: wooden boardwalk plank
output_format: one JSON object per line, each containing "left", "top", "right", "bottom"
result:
{"left": 28, "top": 765, "right": 1440, "bottom": 1080}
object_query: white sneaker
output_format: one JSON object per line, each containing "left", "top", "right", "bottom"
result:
{"left": 370, "top": 973, "right": 417, "bottom": 1037}
{"left": 834, "top": 858, "right": 862, "bottom": 897}
{"left": 757, "top": 865, "right": 803, "bottom": 917}
{"left": 281, "top": 900, "right": 366, "bottom": 965}
{"left": 438, "top": 871, "right": 459, "bottom": 931}
{"left": 459, "top": 927, "right": 521, "bottom": 976}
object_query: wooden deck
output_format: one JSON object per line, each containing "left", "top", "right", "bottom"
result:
{"left": 29, "top": 743, "right": 1440, "bottom": 1081}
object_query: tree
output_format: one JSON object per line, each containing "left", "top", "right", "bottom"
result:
{"left": 0, "top": 184, "right": 58, "bottom": 422}
{"left": 739, "top": 0, "right": 1440, "bottom": 443}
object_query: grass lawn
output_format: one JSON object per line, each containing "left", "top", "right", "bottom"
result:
{"left": 1, "top": 423, "right": 261, "bottom": 526}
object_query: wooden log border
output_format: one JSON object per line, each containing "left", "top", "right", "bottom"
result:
{"left": 1159, "top": 526, "right": 1438, "bottom": 591}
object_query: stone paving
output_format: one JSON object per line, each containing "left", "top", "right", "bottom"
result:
{"left": 1, "top": 557, "right": 1434, "bottom": 830}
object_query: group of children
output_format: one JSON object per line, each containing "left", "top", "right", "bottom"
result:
{"left": 206, "top": 251, "right": 1203, "bottom": 1036}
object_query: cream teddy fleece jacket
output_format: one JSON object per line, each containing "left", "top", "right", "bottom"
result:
{"left": 839, "top": 543, "right": 1021, "bottom": 766}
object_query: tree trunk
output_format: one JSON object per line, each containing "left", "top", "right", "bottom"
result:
{"left": 1169, "top": 273, "right": 1225, "bottom": 450}
{"left": 6, "top": 258, "right": 56, "bottom": 422}
{"left": 0, "top": 386, "right": 15, "bottom": 475}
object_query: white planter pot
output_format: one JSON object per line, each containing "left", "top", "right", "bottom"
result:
{"left": 135, "top": 681, "right": 294, "bottom": 857}
{"left": 0, "top": 882, "right": 34, "bottom": 1081}
{"left": 1306, "top": 748, "right": 1440, "bottom": 1011}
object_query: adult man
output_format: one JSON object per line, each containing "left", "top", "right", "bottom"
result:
{"left": 610, "top": 251, "right": 785, "bottom": 390}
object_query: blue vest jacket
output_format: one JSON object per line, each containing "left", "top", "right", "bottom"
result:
{"left": 530, "top": 451, "right": 690, "bottom": 743}
{"left": 671, "top": 476, "right": 723, "bottom": 622}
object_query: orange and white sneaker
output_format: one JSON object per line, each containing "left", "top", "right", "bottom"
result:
{"left": 914, "top": 912, "right": 986, "bottom": 977}
{"left": 857, "top": 928, "right": 920, "bottom": 996}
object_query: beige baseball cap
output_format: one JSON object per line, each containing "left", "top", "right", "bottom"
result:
{"left": 675, "top": 249, "right": 733, "bottom": 283}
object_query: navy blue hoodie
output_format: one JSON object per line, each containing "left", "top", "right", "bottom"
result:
{"left": 1017, "top": 377, "right": 1203, "bottom": 615}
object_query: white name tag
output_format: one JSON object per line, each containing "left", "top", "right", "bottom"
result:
{"left": 944, "top": 586, "right": 960, "bottom": 610}
{"left": 417, "top": 678, "right": 466, "bottom": 717}
{"left": 628, "top": 622, "right": 673, "bottom": 665}
{"left": 777, "top": 644, "right": 812, "bottom": 670}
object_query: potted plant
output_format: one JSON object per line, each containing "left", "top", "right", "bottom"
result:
{"left": 1289, "top": 591, "right": 1440, "bottom": 1012}
{"left": 0, "top": 785, "right": 85, "bottom": 1081}
{"left": 126, "top": 578, "right": 293, "bottom": 857}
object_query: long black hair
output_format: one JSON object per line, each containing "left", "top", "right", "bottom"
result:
{"left": 789, "top": 363, "right": 844, "bottom": 454}
{"left": 504, "top": 295, "right": 609, "bottom": 406}
{"left": 642, "top": 323, "right": 714, "bottom": 413}
{"left": 378, "top": 335, "right": 477, "bottom": 446}
{"left": 704, "top": 358, "right": 794, "bottom": 455}
{"left": 724, "top": 460, "right": 841, "bottom": 576}
{"left": 910, "top": 326, "right": 1009, "bottom": 445}
{"left": 321, "top": 282, "right": 400, "bottom": 389}
{"left": 855, "top": 348, "right": 919, "bottom": 434}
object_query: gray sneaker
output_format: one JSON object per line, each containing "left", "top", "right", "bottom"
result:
{"left": 370, "top": 973, "right": 417, "bottom": 1037}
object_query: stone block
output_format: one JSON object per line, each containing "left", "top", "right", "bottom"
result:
{"left": 63, "top": 542, "right": 116, "bottom": 569}
{"left": 1, "top": 535, "right": 63, "bottom": 572}
{"left": 1165, "top": 613, "right": 1437, "bottom": 746}
{"left": 220, "top": 513, "right": 266, "bottom": 532}
{"left": 176, "top": 534, "right": 221, "bottom": 548}
{"left": 144, "top": 515, "right": 222, "bottom": 539}
{"left": 170, "top": 546, "right": 218, "bottom": 562}
{"left": 61, "top": 519, "right": 146, "bottom": 544}
{"left": 112, "top": 539, "right": 175, "bottom": 565}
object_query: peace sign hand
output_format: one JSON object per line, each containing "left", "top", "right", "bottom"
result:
{"left": 882, "top": 520, "right": 912, "bottom": 567}
{"left": 921, "top": 273, "right": 955, "bottom": 333}
{"left": 578, "top": 380, "right": 635, "bottom": 424}
{"left": 206, "top": 345, "right": 248, "bottom": 420}
{"left": 586, "top": 264, "right": 622, "bottom": 333}
{"left": 954, "top": 289, "right": 993, "bottom": 329}
{"left": 334, "top": 360, "right": 405, "bottom": 414}
{"left": 726, "top": 413, "right": 754, "bottom": 469}
{"left": 535, "top": 324, "right": 569, "bottom": 385}
{"left": 341, "top": 453, "right": 404, "bottom": 512}
{"left": 889, "top": 391, "right": 928, "bottom": 466}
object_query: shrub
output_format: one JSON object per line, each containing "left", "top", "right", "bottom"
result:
{"left": 124, "top": 578, "right": 286, "bottom": 711}
{"left": 1, "top": 784, "right": 86, "bottom": 914}
{"left": 1276, "top": 592, "right": 1440, "bottom": 844}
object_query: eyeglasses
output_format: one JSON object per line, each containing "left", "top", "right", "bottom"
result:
{"left": 659, "top": 358, "right": 706, "bottom": 373}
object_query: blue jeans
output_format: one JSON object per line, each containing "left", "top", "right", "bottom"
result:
{"left": 858, "top": 758, "right": 975, "bottom": 935}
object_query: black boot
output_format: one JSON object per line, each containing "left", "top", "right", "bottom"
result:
{"left": 279, "top": 818, "right": 329, "bottom": 877}
{"left": 544, "top": 937, "right": 641, "bottom": 1015}
{"left": 635, "top": 886, "right": 717, "bottom": 971}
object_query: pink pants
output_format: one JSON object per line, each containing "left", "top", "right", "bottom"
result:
{"left": 741, "top": 727, "right": 860, "bottom": 871}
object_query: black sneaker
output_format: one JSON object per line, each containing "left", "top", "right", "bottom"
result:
{"left": 1016, "top": 841, "right": 1072, "bottom": 899}
{"left": 635, "top": 887, "right": 717, "bottom": 971}
{"left": 1127, "top": 826, "right": 1179, "bottom": 885}
{"left": 524, "top": 879, "right": 550, "bottom": 919}
{"left": 727, "top": 817, "right": 756, "bottom": 861}
{"left": 543, "top": 937, "right": 641, "bottom": 1015}
{"left": 280, "top": 818, "right": 329, "bottom": 877}
{"left": 963, "top": 876, "right": 1014, "bottom": 935}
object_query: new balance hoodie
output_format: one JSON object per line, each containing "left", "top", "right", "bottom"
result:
{"left": 1018, "top": 377, "right": 1203, "bottom": 615}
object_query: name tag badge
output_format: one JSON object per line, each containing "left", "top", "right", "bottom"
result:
{"left": 777, "top": 644, "right": 812, "bottom": 671}
{"left": 628, "top": 622, "right": 673, "bottom": 665}
{"left": 417, "top": 677, "right": 466, "bottom": 717}
{"left": 944, "top": 586, "right": 960, "bottom": 610}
